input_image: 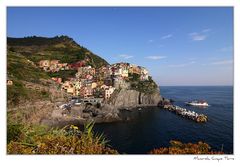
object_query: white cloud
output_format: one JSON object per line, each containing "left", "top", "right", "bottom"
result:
{"left": 119, "top": 54, "right": 133, "bottom": 59}
{"left": 161, "top": 34, "right": 173, "bottom": 40}
{"left": 168, "top": 61, "right": 196, "bottom": 68}
{"left": 148, "top": 39, "right": 154, "bottom": 43}
{"left": 189, "top": 29, "right": 211, "bottom": 41}
{"left": 211, "top": 60, "right": 233, "bottom": 65}
{"left": 145, "top": 56, "right": 166, "bottom": 60}
{"left": 189, "top": 32, "right": 207, "bottom": 41}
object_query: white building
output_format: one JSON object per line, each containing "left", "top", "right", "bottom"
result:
{"left": 121, "top": 66, "right": 129, "bottom": 78}
{"left": 140, "top": 67, "right": 149, "bottom": 80}
{"left": 105, "top": 86, "right": 115, "bottom": 99}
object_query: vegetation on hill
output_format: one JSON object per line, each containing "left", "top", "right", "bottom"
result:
{"left": 7, "top": 36, "right": 109, "bottom": 68}
{"left": 48, "top": 70, "right": 77, "bottom": 82}
{"left": 7, "top": 51, "right": 51, "bottom": 105}
{"left": 128, "top": 74, "right": 158, "bottom": 94}
{"left": 8, "top": 35, "right": 78, "bottom": 47}
{"left": 7, "top": 79, "right": 50, "bottom": 106}
{"left": 7, "top": 51, "right": 49, "bottom": 82}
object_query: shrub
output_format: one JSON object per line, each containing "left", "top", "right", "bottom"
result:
{"left": 7, "top": 124, "right": 23, "bottom": 144}
{"left": 7, "top": 122, "right": 118, "bottom": 154}
{"left": 149, "top": 140, "right": 224, "bottom": 154}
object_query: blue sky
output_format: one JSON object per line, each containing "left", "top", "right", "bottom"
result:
{"left": 7, "top": 7, "right": 233, "bottom": 86}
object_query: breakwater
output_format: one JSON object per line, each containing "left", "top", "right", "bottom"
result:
{"left": 162, "top": 104, "right": 208, "bottom": 123}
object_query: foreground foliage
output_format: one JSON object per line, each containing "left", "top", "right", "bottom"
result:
{"left": 8, "top": 122, "right": 224, "bottom": 154}
{"left": 7, "top": 122, "right": 118, "bottom": 154}
{"left": 149, "top": 140, "right": 224, "bottom": 154}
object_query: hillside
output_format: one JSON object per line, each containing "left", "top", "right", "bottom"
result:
{"left": 7, "top": 36, "right": 109, "bottom": 104}
{"left": 7, "top": 51, "right": 51, "bottom": 105}
{"left": 7, "top": 36, "right": 109, "bottom": 68}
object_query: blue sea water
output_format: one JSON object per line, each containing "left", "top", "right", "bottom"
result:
{"left": 93, "top": 86, "right": 233, "bottom": 154}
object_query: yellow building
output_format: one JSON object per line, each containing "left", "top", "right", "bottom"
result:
{"left": 91, "top": 82, "right": 97, "bottom": 89}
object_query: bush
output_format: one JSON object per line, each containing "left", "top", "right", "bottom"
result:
{"left": 7, "top": 124, "right": 23, "bottom": 144}
{"left": 7, "top": 122, "right": 118, "bottom": 154}
{"left": 130, "top": 80, "right": 157, "bottom": 94}
{"left": 149, "top": 140, "right": 224, "bottom": 154}
{"left": 128, "top": 73, "right": 140, "bottom": 82}
{"left": 48, "top": 70, "right": 77, "bottom": 81}
{"left": 40, "top": 90, "right": 49, "bottom": 98}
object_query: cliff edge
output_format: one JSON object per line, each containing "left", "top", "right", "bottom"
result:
{"left": 108, "top": 88, "right": 162, "bottom": 109}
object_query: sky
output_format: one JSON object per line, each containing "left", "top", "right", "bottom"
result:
{"left": 7, "top": 7, "right": 233, "bottom": 86}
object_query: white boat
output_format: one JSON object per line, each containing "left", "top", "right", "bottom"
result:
{"left": 74, "top": 99, "right": 82, "bottom": 106}
{"left": 185, "top": 100, "right": 209, "bottom": 107}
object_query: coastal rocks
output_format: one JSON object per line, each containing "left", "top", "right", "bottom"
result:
{"left": 89, "top": 104, "right": 121, "bottom": 123}
{"left": 44, "top": 101, "right": 122, "bottom": 126}
{"left": 161, "top": 104, "right": 208, "bottom": 123}
{"left": 109, "top": 88, "right": 162, "bottom": 108}
{"left": 101, "top": 104, "right": 121, "bottom": 122}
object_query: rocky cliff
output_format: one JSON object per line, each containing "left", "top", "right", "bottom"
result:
{"left": 108, "top": 88, "right": 162, "bottom": 109}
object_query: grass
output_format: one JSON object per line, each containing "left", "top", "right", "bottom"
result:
{"left": 7, "top": 51, "right": 51, "bottom": 105}
{"left": 7, "top": 122, "right": 118, "bottom": 154}
{"left": 7, "top": 79, "right": 50, "bottom": 106}
{"left": 7, "top": 51, "right": 49, "bottom": 82}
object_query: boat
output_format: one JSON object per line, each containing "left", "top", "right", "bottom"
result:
{"left": 73, "top": 99, "right": 82, "bottom": 106}
{"left": 185, "top": 100, "right": 209, "bottom": 107}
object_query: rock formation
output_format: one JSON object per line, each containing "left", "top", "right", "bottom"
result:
{"left": 108, "top": 88, "right": 162, "bottom": 109}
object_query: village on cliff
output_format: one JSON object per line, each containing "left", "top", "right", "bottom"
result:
{"left": 37, "top": 59, "right": 149, "bottom": 100}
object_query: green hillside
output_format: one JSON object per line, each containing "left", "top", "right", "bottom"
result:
{"left": 7, "top": 51, "right": 50, "bottom": 105}
{"left": 7, "top": 51, "right": 49, "bottom": 82}
{"left": 7, "top": 35, "right": 109, "bottom": 68}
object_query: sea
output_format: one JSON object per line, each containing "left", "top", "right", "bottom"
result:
{"left": 92, "top": 86, "right": 233, "bottom": 154}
